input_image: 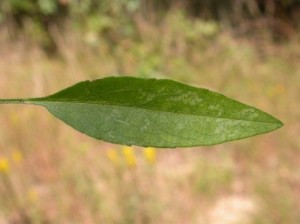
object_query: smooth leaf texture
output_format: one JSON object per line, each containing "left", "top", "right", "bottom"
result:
{"left": 0, "top": 76, "right": 283, "bottom": 147}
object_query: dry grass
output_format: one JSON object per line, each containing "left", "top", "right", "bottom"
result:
{"left": 0, "top": 14, "right": 299, "bottom": 223}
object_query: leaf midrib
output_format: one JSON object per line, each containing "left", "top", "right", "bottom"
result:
{"left": 31, "top": 99, "right": 281, "bottom": 125}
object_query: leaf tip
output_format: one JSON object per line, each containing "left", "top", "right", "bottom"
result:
{"left": 276, "top": 119, "right": 284, "bottom": 128}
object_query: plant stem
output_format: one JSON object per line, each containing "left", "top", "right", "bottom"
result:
{"left": 0, "top": 99, "right": 27, "bottom": 104}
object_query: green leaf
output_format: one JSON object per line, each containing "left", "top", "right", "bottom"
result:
{"left": 0, "top": 76, "right": 283, "bottom": 148}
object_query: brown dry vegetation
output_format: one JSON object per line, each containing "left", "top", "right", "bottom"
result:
{"left": 0, "top": 11, "right": 300, "bottom": 224}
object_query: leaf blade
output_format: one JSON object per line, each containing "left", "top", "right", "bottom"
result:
{"left": 28, "top": 76, "right": 283, "bottom": 147}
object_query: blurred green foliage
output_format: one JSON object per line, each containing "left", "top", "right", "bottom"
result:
{"left": 1, "top": 0, "right": 299, "bottom": 23}
{"left": 1, "top": 0, "right": 299, "bottom": 51}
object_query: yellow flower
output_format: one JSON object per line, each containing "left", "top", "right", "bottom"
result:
{"left": 106, "top": 148, "right": 119, "bottom": 165}
{"left": 122, "top": 146, "right": 136, "bottom": 168}
{"left": 0, "top": 157, "right": 10, "bottom": 174}
{"left": 144, "top": 147, "right": 156, "bottom": 164}
{"left": 11, "top": 150, "right": 23, "bottom": 164}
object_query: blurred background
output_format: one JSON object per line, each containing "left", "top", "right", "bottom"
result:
{"left": 0, "top": 0, "right": 299, "bottom": 223}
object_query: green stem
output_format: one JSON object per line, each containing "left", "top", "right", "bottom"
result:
{"left": 0, "top": 99, "right": 28, "bottom": 104}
